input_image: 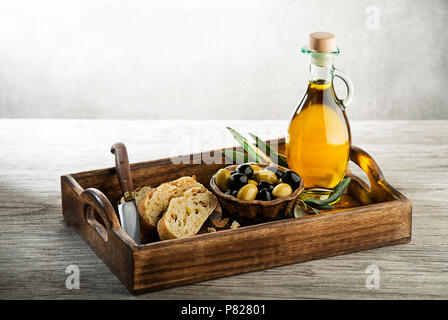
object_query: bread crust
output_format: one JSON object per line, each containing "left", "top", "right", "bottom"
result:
{"left": 156, "top": 214, "right": 173, "bottom": 240}
{"left": 138, "top": 189, "right": 157, "bottom": 235}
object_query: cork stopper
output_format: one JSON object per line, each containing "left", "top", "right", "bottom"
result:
{"left": 309, "top": 32, "right": 336, "bottom": 52}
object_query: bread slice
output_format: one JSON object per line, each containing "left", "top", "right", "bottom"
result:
{"left": 138, "top": 176, "right": 202, "bottom": 235}
{"left": 119, "top": 186, "right": 154, "bottom": 206}
{"left": 157, "top": 186, "right": 218, "bottom": 240}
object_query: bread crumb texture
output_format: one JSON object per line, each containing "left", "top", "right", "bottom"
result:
{"left": 157, "top": 186, "right": 218, "bottom": 240}
{"left": 138, "top": 176, "right": 202, "bottom": 235}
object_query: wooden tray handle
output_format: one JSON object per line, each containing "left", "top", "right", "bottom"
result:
{"left": 80, "top": 188, "right": 121, "bottom": 242}
{"left": 347, "top": 146, "right": 391, "bottom": 204}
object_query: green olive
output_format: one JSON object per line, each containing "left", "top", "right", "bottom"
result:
{"left": 215, "top": 169, "right": 231, "bottom": 192}
{"left": 272, "top": 183, "right": 292, "bottom": 198}
{"left": 248, "top": 179, "right": 258, "bottom": 186}
{"left": 253, "top": 170, "right": 278, "bottom": 184}
{"left": 237, "top": 184, "right": 258, "bottom": 201}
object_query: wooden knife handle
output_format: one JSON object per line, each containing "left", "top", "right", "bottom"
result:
{"left": 111, "top": 142, "right": 134, "bottom": 199}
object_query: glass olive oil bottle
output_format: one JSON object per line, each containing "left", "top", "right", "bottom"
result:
{"left": 286, "top": 32, "right": 353, "bottom": 189}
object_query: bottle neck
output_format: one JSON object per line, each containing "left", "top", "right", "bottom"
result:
{"left": 308, "top": 52, "right": 335, "bottom": 85}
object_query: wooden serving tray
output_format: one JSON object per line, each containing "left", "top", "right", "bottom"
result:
{"left": 61, "top": 140, "right": 412, "bottom": 294}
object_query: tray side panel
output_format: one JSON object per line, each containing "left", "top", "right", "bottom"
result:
{"left": 132, "top": 199, "right": 411, "bottom": 293}
{"left": 61, "top": 176, "right": 135, "bottom": 291}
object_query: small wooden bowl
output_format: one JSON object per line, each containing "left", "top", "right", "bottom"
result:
{"left": 210, "top": 163, "right": 304, "bottom": 225}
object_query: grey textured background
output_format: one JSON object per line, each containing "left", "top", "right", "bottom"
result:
{"left": 0, "top": 0, "right": 446, "bottom": 120}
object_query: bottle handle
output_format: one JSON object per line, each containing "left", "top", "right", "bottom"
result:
{"left": 333, "top": 68, "right": 354, "bottom": 109}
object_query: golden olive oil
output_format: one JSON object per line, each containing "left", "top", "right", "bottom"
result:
{"left": 286, "top": 33, "right": 353, "bottom": 190}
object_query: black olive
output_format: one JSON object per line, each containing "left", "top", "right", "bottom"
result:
{"left": 266, "top": 166, "right": 283, "bottom": 179}
{"left": 256, "top": 188, "right": 273, "bottom": 201}
{"left": 282, "top": 170, "right": 301, "bottom": 190}
{"left": 257, "top": 180, "right": 274, "bottom": 191}
{"left": 229, "top": 173, "right": 248, "bottom": 191}
{"left": 235, "top": 164, "right": 254, "bottom": 179}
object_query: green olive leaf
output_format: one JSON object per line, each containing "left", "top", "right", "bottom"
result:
{"left": 248, "top": 132, "right": 289, "bottom": 168}
{"left": 303, "top": 178, "right": 352, "bottom": 206}
{"left": 323, "top": 177, "right": 352, "bottom": 203}
{"left": 308, "top": 206, "right": 321, "bottom": 214}
{"left": 296, "top": 199, "right": 321, "bottom": 215}
{"left": 226, "top": 127, "right": 272, "bottom": 164}
{"left": 303, "top": 200, "right": 334, "bottom": 210}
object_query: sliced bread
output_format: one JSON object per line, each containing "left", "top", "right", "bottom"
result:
{"left": 119, "top": 185, "right": 154, "bottom": 206}
{"left": 157, "top": 186, "right": 218, "bottom": 240}
{"left": 137, "top": 176, "right": 202, "bottom": 235}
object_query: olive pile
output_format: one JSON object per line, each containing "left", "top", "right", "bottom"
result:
{"left": 214, "top": 163, "right": 301, "bottom": 201}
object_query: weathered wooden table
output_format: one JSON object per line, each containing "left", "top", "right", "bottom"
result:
{"left": 0, "top": 119, "right": 446, "bottom": 299}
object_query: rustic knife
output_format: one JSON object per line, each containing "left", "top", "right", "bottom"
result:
{"left": 111, "top": 142, "right": 141, "bottom": 245}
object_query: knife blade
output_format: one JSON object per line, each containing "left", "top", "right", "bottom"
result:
{"left": 117, "top": 200, "right": 140, "bottom": 244}
{"left": 111, "top": 142, "right": 141, "bottom": 245}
